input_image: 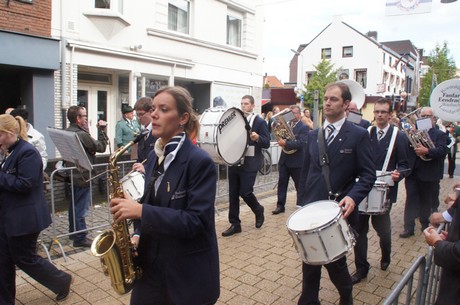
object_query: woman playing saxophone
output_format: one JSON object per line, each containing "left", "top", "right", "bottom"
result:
{"left": 110, "top": 86, "right": 220, "bottom": 305}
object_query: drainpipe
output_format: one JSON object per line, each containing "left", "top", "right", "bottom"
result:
{"left": 61, "top": 37, "right": 67, "bottom": 129}
{"left": 60, "top": 0, "right": 67, "bottom": 129}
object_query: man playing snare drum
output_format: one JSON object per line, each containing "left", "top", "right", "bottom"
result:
{"left": 351, "top": 98, "right": 411, "bottom": 284}
{"left": 297, "top": 82, "right": 375, "bottom": 305}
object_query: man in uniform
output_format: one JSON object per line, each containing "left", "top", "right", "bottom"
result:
{"left": 222, "top": 95, "right": 270, "bottom": 236}
{"left": 297, "top": 82, "right": 375, "bottom": 305}
{"left": 351, "top": 98, "right": 410, "bottom": 284}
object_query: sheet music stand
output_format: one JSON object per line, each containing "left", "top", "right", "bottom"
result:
{"left": 47, "top": 127, "right": 92, "bottom": 172}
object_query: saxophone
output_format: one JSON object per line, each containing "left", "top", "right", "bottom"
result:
{"left": 91, "top": 130, "right": 148, "bottom": 294}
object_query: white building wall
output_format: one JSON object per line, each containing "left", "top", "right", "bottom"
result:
{"left": 51, "top": 0, "right": 265, "bottom": 135}
{"left": 299, "top": 16, "right": 406, "bottom": 98}
{"left": 47, "top": 0, "right": 266, "bottom": 153}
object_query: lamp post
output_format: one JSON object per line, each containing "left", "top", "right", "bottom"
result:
{"left": 291, "top": 49, "right": 304, "bottom": 89}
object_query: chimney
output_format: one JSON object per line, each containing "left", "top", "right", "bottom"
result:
{"left": 366, "top": 31, "right": 378, "bottom": 40}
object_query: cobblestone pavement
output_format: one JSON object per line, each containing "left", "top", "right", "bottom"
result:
{"left": 15, "top": 171, "right": 460, "bottom": 305}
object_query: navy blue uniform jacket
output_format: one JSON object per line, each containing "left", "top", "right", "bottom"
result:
{"left": 136, "top": 138, "right": 220, "bottom": 304}
{"left": 369, "top": 126, "right": 410, "bottom": 203}
{"left": 298, "top": 120, "right": 376, "bottom": 227}
{"left": 433, "top": 197, "right": 460, "bottom": 305}
{"left": 237, "top": 115, "right": 270, "bottom": 172}
{"left": 0, "top": 139, "right": 51, "bottom": 237}
{"left": 407, "top": 127, "right": 448, "bottom": 182}
{"left": 278, "top": 121, "right": 309, "bottom": 168}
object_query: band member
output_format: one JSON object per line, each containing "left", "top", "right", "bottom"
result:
{"left": 132, "top": 97, "right": 157, "bottom": 174}
{"left": 272, "top": 105, "right": 309, "bottom": 214}
{"left": 346, "top": 101, "right": 371, "bottom": 129}
{"left": 222, "top": 95, "right": 270, "bottom": 236}
{"left": 0, "top": 114, "right": 72, "bottom": 303}
{"left": 297, "top": 82, "right": 375, "bottom": 305}
{"left": 110, "top": 86, "right": 220, "bottom": 304}
{"left": 400, "top": 107, "right": 448, "bottom": 238}
{"left": 351, "top": 98, "right": 411, "bottom": 284}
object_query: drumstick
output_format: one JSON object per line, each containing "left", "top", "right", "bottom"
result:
{"left": 376, "top": 168, "right": 411, "bottom": 178}
{"left": 124, "top": 159, "right": 147, "bottom": 176}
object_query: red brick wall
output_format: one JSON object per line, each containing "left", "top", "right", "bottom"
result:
{"left": 0, "top": 0, "right": 51, "bottom": 37}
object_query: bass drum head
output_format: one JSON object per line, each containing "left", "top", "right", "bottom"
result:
{"left": 287, "top": 200, "right": 341, "bottom": 232}
{"left": 216, "top": 108, "right": 249, "bottom": 165}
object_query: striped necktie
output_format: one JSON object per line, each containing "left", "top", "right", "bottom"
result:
{"left": 378, "top": 129, "right": 384, "bottom": 141}
{"left": 326, "top": 124, "right": 335, "bottom": 145}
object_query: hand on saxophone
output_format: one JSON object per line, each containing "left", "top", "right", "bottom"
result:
{"left": 110, "top": 191, "right": 142, "bottom": 221}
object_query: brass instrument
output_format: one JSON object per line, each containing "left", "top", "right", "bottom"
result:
{"left": 271, "top": 110, "right": 297, "bottom": 154}
{"left": 400, "top": 108, "right": 435, "bottom": 161}
{"left": 91, "top": 130, "right": 148, "bottom": 294}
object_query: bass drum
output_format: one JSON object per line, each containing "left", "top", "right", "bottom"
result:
{"left": 198, "top": 107, "right": 249, "bottom": 165}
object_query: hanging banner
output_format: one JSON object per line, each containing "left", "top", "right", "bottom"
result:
{"left": 430, "top": 79, "right": 460, "bottom": 122}
{"left": 385, "top": 0, "right": 432, "bottom": 16}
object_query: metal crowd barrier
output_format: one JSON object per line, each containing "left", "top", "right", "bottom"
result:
{"left": 41, "top": 145, "right": 282, "bottom": 261}
{"left": 383, "top": 223, "right": 447, "bottom": 305}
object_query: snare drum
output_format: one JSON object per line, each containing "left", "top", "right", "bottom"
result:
{"left": 198, "top": 107, "right": 249, "bottom": 165}
{"left": 120, "top": 171, "right": 145, "bottom": 201}
{"left": 358, "top": 181, "right": 390, "bottom": 215}
{"left": 286, "top": 200, "right": 356, "bottom": 265}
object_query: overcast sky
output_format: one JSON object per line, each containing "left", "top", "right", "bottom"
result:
{"left": 261, "top": 0, "right": 460, "bottom": 83}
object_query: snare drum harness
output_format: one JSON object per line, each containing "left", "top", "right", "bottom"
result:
{"left": 368, "top": 126, "right": 398, "bottom": 174}
{"left": 317, "top": 127, "right": 340, "bottom": 201}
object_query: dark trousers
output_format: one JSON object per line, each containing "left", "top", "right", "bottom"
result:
{"left": 298, "top": 256, "right": 353, "bottom": 305}
{"left": 0, "top": 229, "right": 70, "bottom": 304}
{"left": 447, "top": 150, "right": 456, "bottom": 177}
{"left": 276, "top": 164, "right": 301, "bottom": 208}
{"left": 354, "top": 211, "right": 392, "bottom": 275}
{"left": 404, "top": 178, "right": 439, "bottom": 232}
{"left": 69, "top": 185, "right": 90, "bottom": 242}
{"left": 228, "top": 166, "right": 263, "bottom": 225}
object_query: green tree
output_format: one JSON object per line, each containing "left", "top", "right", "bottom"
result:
{"left": 302, "top": 59, "right": 338, "bottom": 110}
{"left": 418, "top": 41, "right": 457, "bottom": 106}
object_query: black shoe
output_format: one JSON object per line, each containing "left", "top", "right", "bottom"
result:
{"left": 73, "top": 238, "right": 92, "bottom": 248}
{"left": 222, "top": 225, "right": 242, "bottom": 237}
{"left": 255, "top": 206, "right": 265, "bottom": 228}
{"left": 399, "top": 231, "right": 414, "bottom": 238}
{"left": 339, "top": 295, "right": 353, "bottom": 305}
{"left": 351, "top": 272, "right": 367, "bottom": 284}
{"left": 272, "top": 206, "right": 285, "bottom": 215}
{"left": 56, "top": 274, "right": 72, "bottom": 301}
{"left": 381, "top": 260, "right": 390, "bottom": 271}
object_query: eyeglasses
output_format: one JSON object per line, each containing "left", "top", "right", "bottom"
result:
{"left": 373, "top": 110, "right": 389, "bottom": 115}
{"left": 78, "top": 114, "right": 88, "bottom": 118}
{"left": 420, "top": 114, "right": 433, "bottom": 118}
